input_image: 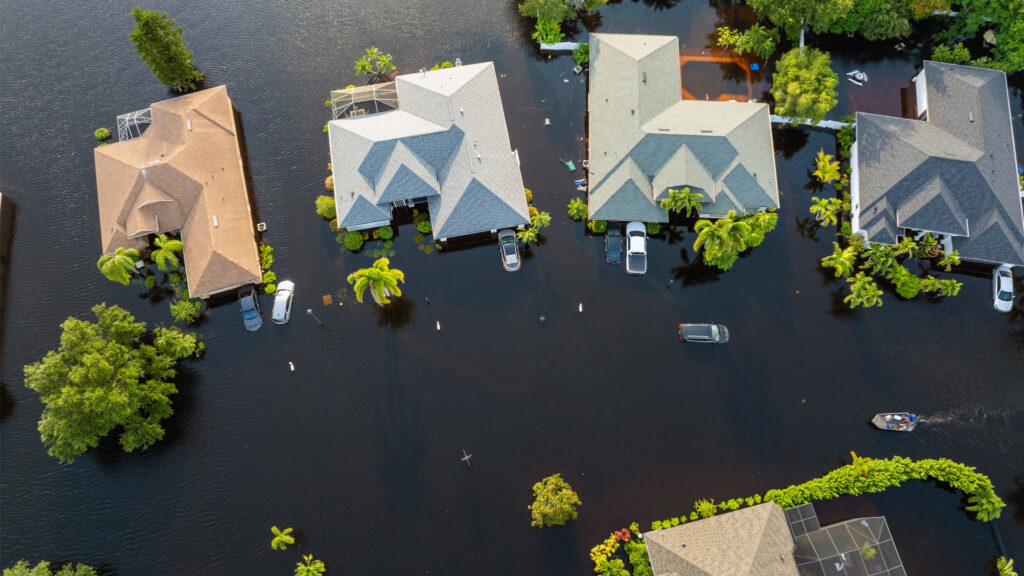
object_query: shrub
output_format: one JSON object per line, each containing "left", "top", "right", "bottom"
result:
{"left": 94, "top": 127, "right": 111, "bottom": 141}
{"left": 324, "top": 175, "right": 334, "bottom": 191}
{"left": 195, "top": 341, "right": 206, "bottom": 357}
{"left": 529, "top": 206, "right": 539, "bottom": 218}
{"left": 646, "top": 222, "right": 661, "bottom": 235}
{"left": 441, "top": 61, "right": 454, "bottom": 68}
{"left": 413, "top": 234, "right": 423, "bottom": 243}
{"left": 144, "top": 275, "right": 157, "bottom": 290}
{"left": 837, "top": 123, "right": 855, "bottom": 160}
{"left": 567, "top": 197, "right": 588, "bottom": 221}
{"left": 530, "top": 474, "right": 581, "bottom": 528}
{"left": 262, "top": 270, "right": 277, "bottom": 285}
{"left": 259, "top": 244, "right": 274, "bottom": 270}
{"left": 839, "top": 221, "right": 852, "bottom": 236}
{"left": 524, "top": 188, "right": 533, "bottom": 203}
{"left": 417, "top": 220, "right": 433, "bottom": 234}
{"left": 323, "top": 123, "right": 329, "bottom": 133}
{"left": 315, "top": 195, "right": 336, "bottom": 220}
{"left": 264, "top": 283, "right": 277, "bottom": 294}
{"left": 588, "top": 219, "right": 607, "bottom": 234}
{"left": 573, "top": 43, "right": 590, "bottom": 66}
{"left": 344, "top": 230, "right": 364, "bottom": 252}
{"left": 324, "top": 100, "right": 332, "bottom": 108}
{"left": 531, "top": 19, "right": 565, "bottom": 44}
{"left": 378, "top": 225, "right": 394, "bottom": 240}
{"left": 624, "top": 540, "right": 653, "bottom": 576}
{"left": 170, "top": 298, "right": 201, "bottom": 325}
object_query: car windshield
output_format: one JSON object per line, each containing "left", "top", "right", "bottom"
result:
{"left": 243, "top": 309, "right": 258, "bottom": 319}
{"left": 710, "top": 325, "right": 719, "bottom": 339}
{"left": 999, "top": 290, "right": 1013, "bottom": 301}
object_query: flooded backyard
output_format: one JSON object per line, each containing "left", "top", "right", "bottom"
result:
{"left": 1, "top": 0, "right": 1023, "bottom": 574}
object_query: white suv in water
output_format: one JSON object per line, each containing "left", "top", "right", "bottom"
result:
{"left": 993, "top": 264, "right": 1014, "bottom": 312}
{"left": 625, "top": 222, "right": 647, "bottom": 276}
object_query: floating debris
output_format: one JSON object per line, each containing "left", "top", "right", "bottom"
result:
{"left": 578, "top": 302, "right": 583, "bottom": 313}
{"left": 539, "top": 314, "right": 547, "bottom": 322}
{"left": 322, "top": 294, "right": 333, "bottom": 306}
{"left": 544, "top": 118, "right": 551, "bottom": 126}
{"left": 289, "top": 361, "right": 295, "bottom": 371}
{"left": 436, "top": 320, "right": 441, "bottom": 331}
{"left": 425, "top": 296, "right": 431, "bottom": 306}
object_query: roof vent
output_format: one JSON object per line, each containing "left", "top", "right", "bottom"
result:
{"left": 642, "top": 71, "right": 647, "bottom": 84}
{"left": 700, "top": 129, "right": 713, "bottom": 134}
{"left": 186, "top": 119, "right": 192, "bottom": 131}
{"left": 658, "top": 128, "right": 670, "bottom": 132}
{"left": 455, "top": 57, "right": 462, "bottom": 67}
{"left": 213, "top": 215, "right": 219, "bottom": 227}
{"left": 141, "top": 168, "right": 148, "bottom": 178}
{"left": 420, "top": 67, "right": 426, "bottom": 75}
{"left": 969, "top": 110, "right": 974, "bottom": 123}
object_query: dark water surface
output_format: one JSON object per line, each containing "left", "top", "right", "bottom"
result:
{"left": 2, "top": 0, "right": 1023, "bottom": 574}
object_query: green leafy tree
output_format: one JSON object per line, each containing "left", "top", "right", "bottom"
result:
{"left": 693, "top": 211, "right": 752, "bottom": 271}
{"left": 943, "top": 0, "right": 1024, "bottom": 73}
{"left": 343, "top": 230, "right": 365, "bottom": 252}
{"left": 772, "top": 48, "right": 839, "bottom": 126}
{"left": 529, "top": 473, "right": 582, "bottom": 528}
{"left": 22, "top": 304, "right": 183, "bottom": 463}
{"left": 573, "top": 43, "right": 590, "bottom": 66}
{"left": 153, "top": 326, "right": 198, "bottom": 359}
{"left": 355, "top": 46, "right": 396, "bottom": 83}
{"left": 294, "top": 555, "right": 325, "bottom": 576}
{"left": 595, "top": 558, "right": 629, "bottom": 576}
{"left": 315, "top": 195, "right": 337, "bottom": 220}
{"left": 151, "top": 233, "right": 183, "bottom": 271}
{"left": 3, "top": 561, "right": 97, "bottom": 576}
{"left": 530, "top": 210, "right": 552, "bottom": 229}
{"left": 844, "top": 272, "right": 884, "bottom": 308}
{"left": 809, "top": 197, "right": 842, "bottom": 227}
{"left": 660, "top": 187, "right": 703, "bottom": 217}
{"left": 908, "top": 0, "right": 950, "bottom": 17}
{"left": 129, "top": 7, "right": 203, "bottom": 92}
{"left": 748, "top": 0, "right": 853, "bottom": 40}
{"left": 861, "top": 243, "right": 896, "bottom": 275}
{"left": 932, "top": 42, "right": 973, "bottom": 64}
{"left": 836, "top": 0, "right": 911, "bottom": 40}
{"left": 822, "top": 242, "right": 858, "bottom": 277}
{"left": 532, "top": 20, "right": 565, "bottom": 44}
{"left": 517, "top": 0, "right": 575, "bottom": 22}
{"left": 270, "top": 526, "right": 295, "bottom": 550}
{"left": 347, "top": 257, "right": 405, "bottom": 306}
{"left": 997, "top": 556, "right": 1017, "bottom": 576}
{"left": 716, "top": 24, "right": 780, "bottom": 60}
{"left": 743, "top": 210, "right": 779, "bottom": 248}
{"left": 567, "top": 197, "right": 588, "bottom": 220}
{"left": 94, "top": 128, "right": 111, "bottom": 142}
{"left": 97, "top": 246, "right": 140, "bottom": 285}
{"left": 889, "top": 265, "right": 922, "bottom": 299}
{"left": 812, "top": 150, "right": 842, "bottom": 184}
{"left": 170, "top": 298, "right": 202, "bottom": 325}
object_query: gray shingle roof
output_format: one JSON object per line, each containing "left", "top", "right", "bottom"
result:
{"left": 587, "top": 33, "right": 779, "bottom": 223}
{"left": 854, "top": 61, "right": 1024, "bottom": 265}
{"left": 328, "top": 62, "right": 528, "bottom": 237}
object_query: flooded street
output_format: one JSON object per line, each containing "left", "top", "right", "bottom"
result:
{"left": 1, "top": 0, "right": 1023, "bottom": 574}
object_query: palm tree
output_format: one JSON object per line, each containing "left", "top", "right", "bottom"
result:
{"left": 821, "top": 242, "right": 857, "bottom": 277}
{"left": 844, "top": 272, "right": 883, "bottom": 309}
{"left": 354, "top": 56, "right": 374, "bottom": 76}
{"left": 530, "top": 210, "right": 552, "bottom": 229}
{"left": 938, "top": 249, "right": 960, "bottom": 271}
{"left": 996, "top": 556, "right": 1016, "bottom": 576}
{"left": 743, "top": 210, "right": 778, "bottom": 247}
{"left": 154, "top": 327, "right": 196, "bottom": 359}
{"left": 938, "top": 278, "right": 962, "bottom": 297}
{"left": 860, "top": 244, "right": 896, "bottom": 276}
{"left": 270, "top": 526, "right": 294, "bottom": 550}
{"left": 894, "top": 235, "right": 917, "bottom": 257}
{"left": 966, "top": 492, "right": 1002, "bottom": 522}
{"left": 375, "top": 53, "right": 395, "bottom": 81}
{"left": 516, "top": 227, "right": 539, "bottom": 244}
{"left": 660, "top": 187, "right": 704, "bottom": 217}
{"left": 567, "top": 197, "right": 588, "bottom": 221}
{"left": 97, "top": 246, "right": 141, "bottom": 285}
{"left": 347, "top": 257, "right": 405, "bottom": 306}
{"left": 294, "top": 555, "right": 326, "bottom": 576}
{"left": 809, "top": 196, "right": 840, "bottom": 226}
{"left": 812, "top": 150, "right": 841, "bottom": 184}
{"left": 693, "top": 211, "right": 750, "bottom": 267}
{"left": 151, "top": 233, "right": 183, "bottom": 271}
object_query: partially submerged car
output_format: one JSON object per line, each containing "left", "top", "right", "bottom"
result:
{"left": 239, "top": 287, "right": 262, "bottom": 332}
{"left": 604, "top": 222, "right": 622, "bottom": 264}
{"left": 625, "top": 221, "right": 647, "bottom": 276}
{"left": 498, "top": 228, "right": 521, "bottom": 271}
{"left": 272, "top": 280, "right": 295, "bottom": 324}
{"left": 678, "top": 323, "right": 729, "bottom": 343}
{"left": 993, "top": 264, "right": 1014, "bottom": 312}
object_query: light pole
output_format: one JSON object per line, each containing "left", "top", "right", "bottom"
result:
{"left": 306, "top": 308, "right": 324, "bottom": 327}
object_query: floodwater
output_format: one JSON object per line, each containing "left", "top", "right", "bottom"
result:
{"left": 2, "top": 0, "right": 1023, "bottom": 574}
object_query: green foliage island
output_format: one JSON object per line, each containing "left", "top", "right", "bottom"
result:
{"left": 3, "top": 561, "right": 96, "bottom": 576}
{"left": 23, "top": 304, "right": 197, "bottom": 463}
{"left": 529, "top": 473, "right": 582, "bottom": 528}
{"left": 130, "top": 7, "right": 203, "bottom": 92}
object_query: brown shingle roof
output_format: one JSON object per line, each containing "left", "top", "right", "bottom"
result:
{"left": 643, "top": 503, "right": 798, "bottom": 576}
{"left": 94, "top": 86, "right": 261, "bottom": 298}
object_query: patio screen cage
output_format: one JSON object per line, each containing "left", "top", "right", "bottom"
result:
{"left": 117, "top": 107, "right": 152, "bottom": 142}
{"left": 330, "top": 82, "right": 398, "bottom": 120}
{"left": 786, "top": 504, "right": 907, "bottom": 576}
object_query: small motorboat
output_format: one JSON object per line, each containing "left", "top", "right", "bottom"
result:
{"left": 871, "top": 412, "right": 920, "bottom": 432}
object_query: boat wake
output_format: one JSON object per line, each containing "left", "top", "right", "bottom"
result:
{"left": 921, "top": 406, "right": 1020, "bottom": 429}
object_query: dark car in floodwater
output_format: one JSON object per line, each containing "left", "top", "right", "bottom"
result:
{"left": 678, "top": 323, "right": 729, "bottom": 343}
{"left": 604, "top": 222, "right": 622, "bottom": 264}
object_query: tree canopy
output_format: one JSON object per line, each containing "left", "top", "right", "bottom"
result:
{"left": 529, "top": 473, "right": 582, "bottom": 528}
{"left": 354, "top": 47, "right": 396, "bottom": 83}
{"left": 3, "top": 561, "right": 96, "bottom": 576}
{"left": 129, "top": 7, "right": 203, "bottom": 92}
{"left": 23, "top": 304, "right": 195, "bottom": 463}
{"left": 347, "top": 258, "right": 405, "bottom": 306}
{"left": 771, "top": 48, "right": 838, "bottom": 126}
